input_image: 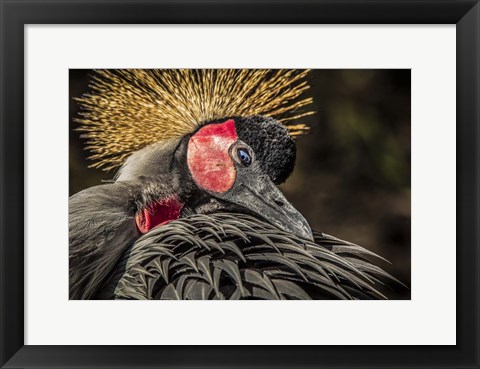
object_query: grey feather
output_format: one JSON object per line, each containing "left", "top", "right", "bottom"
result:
{"left": 112, "top": 213, "right": 403, "bottom": 300}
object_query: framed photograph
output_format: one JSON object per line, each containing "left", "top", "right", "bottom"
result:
{"left": 1, "top": 1, "right": 478, "bottom": 368}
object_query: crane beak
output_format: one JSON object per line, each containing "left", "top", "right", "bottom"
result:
{"left": 221, "top": 175, "right": 314, "bottom": 241}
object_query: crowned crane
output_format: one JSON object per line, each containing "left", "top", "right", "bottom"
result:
{"left": 70, "top": 69, "right": 401, "bottom": 300}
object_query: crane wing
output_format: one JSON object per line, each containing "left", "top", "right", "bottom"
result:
{"left": 113, "top": 213, "right": 405, "bottom": 300}
{"left": 69, "top": 182, "right": 139, "bottom": 299}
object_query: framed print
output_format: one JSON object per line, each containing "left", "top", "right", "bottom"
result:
{"left": 1, "top": 1, "right": 479, "bottom": 368}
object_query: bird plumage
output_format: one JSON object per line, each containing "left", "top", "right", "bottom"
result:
{"left": 69, "top": 69, "right": 404, "bottom": 300}
{"left": 111, "top": 213, "right": 398, "bottom": 300}
{"left": 75, "top": 69, "right": 314, "bottom": 171}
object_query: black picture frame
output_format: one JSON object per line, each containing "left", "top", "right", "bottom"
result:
{"left": 1, "top": 1, "right": 478, "bottom": 368}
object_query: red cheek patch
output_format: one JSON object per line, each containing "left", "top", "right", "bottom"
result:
{"left": 135, "top": 196, "right": 184, "bottom": 234}
{"left": 187, "top": 119, "right": 238, "bottom": 193}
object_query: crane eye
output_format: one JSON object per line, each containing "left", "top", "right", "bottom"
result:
{"left": 237, "top": 148, "right": 252, "bottom": 166}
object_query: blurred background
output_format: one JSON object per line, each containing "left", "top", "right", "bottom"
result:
{"left": 70, "top": 69, "right": 411, "bottom": 299}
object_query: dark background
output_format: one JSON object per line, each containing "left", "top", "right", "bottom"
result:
{"left": 69, "top": 69, "right": 411, "bottom": 299}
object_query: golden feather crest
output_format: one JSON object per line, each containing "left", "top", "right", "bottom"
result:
{"left": 75, "top": 69, "right": 315, "bottom": 171}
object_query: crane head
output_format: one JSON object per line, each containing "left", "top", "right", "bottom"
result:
{"left": 187, "top": 116, "right": 312, "bottom": 241}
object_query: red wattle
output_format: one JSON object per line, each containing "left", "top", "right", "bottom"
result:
{"left": 135, "top": 196, "right": 183, "bottom": 234}
{"left": 187, "top": 119, "right": 238, "bottom": 193}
